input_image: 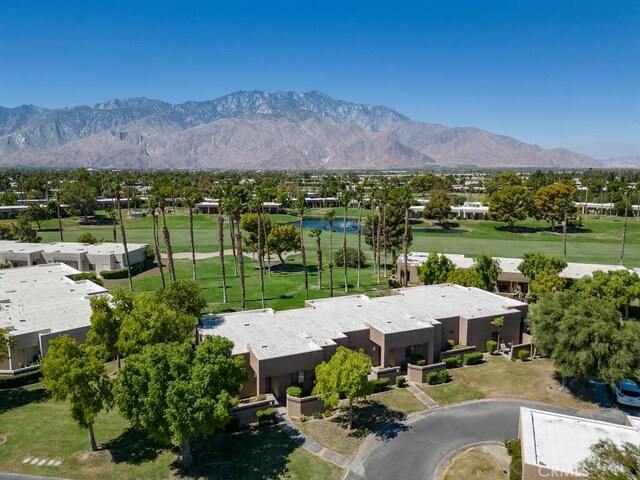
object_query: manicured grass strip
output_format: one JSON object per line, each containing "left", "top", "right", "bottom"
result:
{"left": 443, "top": 447, "right": 506, "bottom": 480}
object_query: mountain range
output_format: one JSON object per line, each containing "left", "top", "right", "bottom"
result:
{"left": 0, "top": 91, "right": 603, "bottom": 170}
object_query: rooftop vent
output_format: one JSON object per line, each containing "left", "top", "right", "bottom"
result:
{"left": 261, "top": 345, "right": 268, "bottom": 348}
{"left": 244, "top": 323, "right": 250, "bottom": 327}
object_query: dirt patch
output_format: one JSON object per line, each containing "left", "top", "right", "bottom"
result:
{"left": 442, "top": 444, "right": 508, "bottom": 480}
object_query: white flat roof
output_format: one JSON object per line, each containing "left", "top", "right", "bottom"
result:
{"left": 400, "top": 252, "right": 634, "bottom": 279}
{"left": 0, "top": 263, "right": 108, "bottom": 337}
{"left": 199, "top": 284, "right": 526, "bottom": 360}
{"left": 0, "top": 241, "right": 147, "bottom": 256}
{"left": 520, "top": 407, "right": 640, "bottom": 475}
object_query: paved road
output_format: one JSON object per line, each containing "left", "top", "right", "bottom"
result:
{"left": 347, "top": 399, "right": 631, "bottom": 480}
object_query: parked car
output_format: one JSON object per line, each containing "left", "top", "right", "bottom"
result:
{"left": 611, "top": 379, "right": 640, "bottom": 407}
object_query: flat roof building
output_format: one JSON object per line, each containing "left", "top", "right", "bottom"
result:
{"left": 519, "top": 407, "right": 640, "bottom": 479}
{"left": 0, "top": 240, "right": 148, "bottom": 274}
{"left": 199, "top": 284, "right": 527, "bottom": 399}
{"left": 0, "top": 263, "right": 108, "bottom": 374}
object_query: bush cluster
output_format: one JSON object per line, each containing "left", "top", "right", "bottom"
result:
{"left": 71, "top": 272, "right": 104, "bottom": 286}
{"left": 518, "top": 349, "right": 531, "bottom": 361}
{"left": 0, "top": 370, "right": 42, "bottom": 389}
{"left": 444, "top": 355, "right": 463, "bottom": 369}
{"left": 334, "top": 246, "right": 367, "bottom": 268}
{"left": 256, "top": 407, "right": 278, "bottom": 426}
{"left": 425, "top": 370, "right": 450, "bottom": 385}
{"left": 463, "top": 352, "right": 484, "bottom": 366}
{"left": 445, "top": 339, "right": 456, "bottom": 351}
{"left": 396, "top": 376, "right": 406, "bottom": 387}
{"left": 505, "top": 439, "right": 522, "bottom": 480}
{"left": 286, "top": 385, "right": 302, "bottom": 398}
{"left": 371, "top": 377, "right": 390, "bottom": 393}
{"left": 486, "top": 340, "right": 498, "bottom": 354}
{"left": 100, "top": 267, "right": 130, "bottom": 279}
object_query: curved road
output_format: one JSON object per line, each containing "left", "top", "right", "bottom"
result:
{"left": 346, "top": 399, "right": 631, "bottom": 480}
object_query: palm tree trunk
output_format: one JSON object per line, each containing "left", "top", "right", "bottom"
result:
{"left": 372, "top": 215, "right": 378, "bottom": 277}
{"left": 217, "top": 215, "right": 228, "bottom": 303}
{"left": 403, "top": 207, "right": 409, "bottom": 287}
{"left": 116, "top": 194, "right": 133, "bottom": 292}
{"left": 160, "top": 206, "right": 176, "bottom": 283}
{"left": 188, "top": 203, "right": 197, "bottom": 280}
{"left": 620, "top": 192, "right": 629, "bottom": 265}
{"left": 236, "top": 231, "right": 246, "bottom": 311}
{"left": 257, "top": 211, "right": 265, "bottom": 308}
{"left": 382, "top": 205, "right": 388, "bottom": 277}
{"left": 180, "top": 437, "right": 193, "bottom": 468}
{"left": 562, "top": 212, "right": 568, "bottom": 260}
{"left": 357, "top": 202, "right": 362, "bottom": 288}
{"left": 151, "top": 209, "right": 166, "bottom": 289}
{"left": 56, "top": 192, "right": 64, "bottom": 242}
{"left": 300, "top": 210, "right": 309, "bottom": 300}
{"left": 87, "top": 423, "right": 98, "bottom": 452}
{"left": 376, "top": 209, "right": 382, "bottom": 284}
{"left": 316, "top": 236, "right": 322, "bottom": 289}
{"left": 329, "top": 222, "right": 334, "bottom": 297}
{"left": 229, "top": 214, "right": 238, "bottom": 277}
{"left": 261, "top": 211, "right": 272, "bottom": 277}
{"left": 343, "top": 205, "right": 348, "bottom": 293}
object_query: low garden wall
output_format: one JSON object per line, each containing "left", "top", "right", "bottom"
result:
{"left": 287, "top": 394, "right": 327, "bottom": 418}
{"left": 230, "top": 394, "right": 277, "bottom": 426}
{"left": 407, "top": 362, "right": 446, "bottom": 384}
{"left": 510, "top": 343, "right": 533, "bottom": 360}
{"left": 370, "top": 365, "right": 402, "bottom": 381}
{"left": 439, "top": 346, "right": 476, "bottom": 362}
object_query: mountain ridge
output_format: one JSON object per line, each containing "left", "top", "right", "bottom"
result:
{"left": 0, "top": 91, "right": 602, "bottom": 169}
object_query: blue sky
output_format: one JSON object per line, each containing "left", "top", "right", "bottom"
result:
{"left": 1, "top": 0, "right": 638, "bottom": 158}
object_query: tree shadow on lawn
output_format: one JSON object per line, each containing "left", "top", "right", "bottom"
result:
{"left": 333, "top": 400, "right": 409, "bottom": 441}
{"left": 177, "top": 427, "right": 297, "bottom": 480}
{"left": 495, "top": 225, "right": 593, "bottom": 234}
{"left": 104, "top": 427, "right": 165, "bottom": 465}
{"left": 0, "top": 386, "right": 50, "bottom": 415}
{"left": 551, "top": 372, "right": 596, "bottom": 404}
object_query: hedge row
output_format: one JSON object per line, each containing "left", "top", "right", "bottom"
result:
{"left": 463, "top": 352, "right": 484, "bottom": 366}
{"left": 505, "top": 438, "right": 522, "bottom": 480}
{"left": 256, "top": 407, "right": 278, "bottom": 426}
{"left": 0, "top": 369, "right": 42, "bottom": 389}
{"left": 444, "top": 355, "right": 463, "bottom": 369}
{"left": 100, "top": 259, "right": 153, "bottom": 279}
{"left": 425, "top": 370, "right": 450, "bottom": 385}
{"left": 371, "top": 377, "right": 390, "bottom": 393}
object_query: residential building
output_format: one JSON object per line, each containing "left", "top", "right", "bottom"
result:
{"left": 198, "top": 284, "right": 527, "bottom": 399}
{"left": 0, "top": 263, "right": 108, "bottom": 374}
{"left": 519, "top": 407, "right": 640, "bottom": 480}
{"left": 0, "top": 240, "right": 148, "bottom": 273}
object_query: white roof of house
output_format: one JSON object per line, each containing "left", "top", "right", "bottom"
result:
{"left": 400, "top": 252, "right": 633, "bottom": 280}
{"left": 0, "top": 241, "right": 147, "bottom": 256}
{"left": 199, "top": 284, "right": 526, "bottom": 360}
{"left": 520, "top": 407, "right": 640, "bottom": 475}
{"left": 0, "top": 263, "right": 108, "bottom": 337}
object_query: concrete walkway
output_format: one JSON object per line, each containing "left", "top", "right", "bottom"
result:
{"left": 406, "top": 382, "right": 439, "bottom": 408}
{"left": 276, "top": 408, "right": 350, "bottom": 468}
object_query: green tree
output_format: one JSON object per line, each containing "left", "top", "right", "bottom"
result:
{"left": 334, "top": 246, "right": 366, "bottom": 268}
{"left": 533, "top": 182, "right": 578, "bottom": 258}
{"left": 23, "top": 203, "right": 50, "bottom": 230}
{"left": 575, "top": 270, "right": 640, "bottom": 319}
{"left": 488, "top": 185, "right": 530, "bottom": 229}
{"left": 87, "top": 295, "right": 122, "bottom": 368}
{"left": 518, "top": 253, "right": 567, "bottom": 280}
{"left": 485, "top": 172, "right": 522, "bottom": 195}
{"left": 155, "top": 280, "right": 207, "bottom": 318}
{"left": 580, "top": 439, "right": 640, "bottom": 480}
{"left": 59, "top": 180, "right": 98, "bottom": 222}
{"left": 117, "top": 293, "right": 195, "bottom": 356}
{"left": 1, "top": 327, "right": 16, "bottom": 361}
{"left": 324, "top": 209, "right": 336, "bottom": 297}
{"left": 11, "top": 215, "right": 40, "bottom": 242}
{"left": 268, "top": 224, "right": 300, "bottom": 264}
{"left": 473, "top": 253, "right": 502, "bottom": 292}
{"left": 77, "top": 232, "right": 99, "bottom": 244}
{"left": 446, "top": 268, "right": 484, "bottom": 288}
{"left": 529, "top": 271, "right": 567, "bottom": 300}
{"left": 115, "top": 336, "right": 247, "bottom": 467}
{"left": 313, "top": 346, "right": 374, "bottom": 430}
{"left": 423, "top": 189, "right": 452, "bottom": 224}
{"left": 417, "top": 252, "right": 455, "bottom": 285}
{"left": 41, "top": 336, "right": 112, "bottom": 452}
{"left": 491, "top": 316, "right": 504, "bottom": 350}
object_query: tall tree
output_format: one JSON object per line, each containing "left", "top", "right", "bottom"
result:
{"left": 150, "top": 206, "right": 166, "bottom": 289}
{"left": 341, "top": 189, "right": 352, "bottom": 293}
{"left": 533, "top": 182, "right": 578, "bottom": 259}
{"left": 620, "top": 187, "right": 630, "bottom": 265}
{"left": 183, "top": 188, "right": 202, "bottom": 280}
{"left": 59, "top": 180, "right": 98, "bottom": 223}
{"left": 116, "top": 191, "right": 133, "bottom": 292}
{"left": 55, "top": 189, "right": 64, "bottom": 241}
{"left": 313, "top": 346, "right": 374, "bottom": 430}
{"left": 115, "top": 337, "right": 247, "bottom": 467}
{"left": 423, "top": 189, "right": 453, "bottom": 225}
{"left": 310, "top": 228, "right": 323, "bottom": 289}
{"left": 355, "top": 185, "right": 365, "bottom": 288}
{"left": 518, "top": 253, "right": 567, "bottom": 280}
{"left": 41, "top": 336, "right": 112, "bottom": 452}
{"left": 324, "top": 209, "right": 336, "bottom": 297}
{"left": 488, "top": 185, "right": 530, "bottom": 229}
{"left": 473, "top": 253, "right": 502, "bottom": 292}
{"left": 159, "top": 199, "right": 176, "bottom": 283}
{"left": 217, "top": 213, "right": 228, "bottom": 303}
{"left": 236, "top": 230, "right": 246, "bottom": 311}
{"left": 393, "top": 187, "right": 414, "bottom": 287}
{"left": 297, "top": 197, "right": 309, "bottom": 300}
{"left": 575, "top": 269, "right": 640, "bottom": 319}
{"left": 417, "top": 252, "right": 455, "bottom": 285}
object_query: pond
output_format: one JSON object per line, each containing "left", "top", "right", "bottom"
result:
{"left": 289, "top": 219, "right": 364, "bottom": 233}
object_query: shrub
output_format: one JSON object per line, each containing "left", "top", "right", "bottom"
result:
{"left": 77, "top": 232, "right": 99, "bottom": 244}
{"left": 415, "top": 359, "right": 427, "bottom": 366}
{"left": 436, "top": 370, "right": 450, "bottom": 384}
{"left": 445, "top": 339, "right": 456, "bottom": 350}
{"left": 0, "top": 370, "right": 42, "bottom": 389}
{"left": 334, "top": 246, "right": 367, "bottom": 268}
{"left": 425, "top": 371, "right": 451, "bottom": 385}
{"left": 312, "top": 411, "right": 323, "bottom": 420}
{"left": 505, "top": 439, "right": 522, "bottom": 480}
{"left": 0, "top": 262, "right": 11, "bottom": 269}
{"left": 408, "top": 354, "right": 426, "bottom": 365}
{"left": 518, "top": 349, "right": 531, "bottom": 362}
{"left": 256, "top": 407, "right": 278, "bottom": 426}
{"left": 486, "top": 340, "right": 498, "bottom": 354}
{"left": 71, "top": 272, "right": 104, "bottom": 286}
{"left": 224, "top": 415, "right": 240, "bottom": 433}
{"left": 323, "top": 409, "right": 333, "bottom": 418}
{"left": 396, "top": 376, "right": 406, "bottom": 387}
{"left": 444, "top": 355, "right": 463, "bottom": 369}
{"left": 463, "top": 352, "right": 484, "bottom": 366}
{"left": 388, "top": 278, "right": 401, "bottom": 288}
{"left": 249, "top": 394, "right": 267, "bottom": 403}
{"left": 371, "top": 377, "right": 390, "bottom": 393}
{"left": 286, "top": 385, "right": 302, "bottom": 398}
{"left": 100, "top": 267, "right": 130, "bottom": 279}
{"left": 299, "top": 414, "right": 307, "bottom": 423}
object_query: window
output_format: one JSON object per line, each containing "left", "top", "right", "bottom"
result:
{"left": 405, "top": 345, "right": 417, "bottom": 358}
{"left": 88, "top": 263, "right": 95, "bottom": 271}
{"left": 291, "top": 371, "right": 304, "bottom": 385}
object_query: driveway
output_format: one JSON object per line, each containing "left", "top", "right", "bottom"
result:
{"left": 346, "top": 399, "right": 631, "bottom": 480}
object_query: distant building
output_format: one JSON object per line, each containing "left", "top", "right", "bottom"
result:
{"left": 0, "top": 264, "right": 108, "bottom": 374}
{"left": 199, "top": 284, "right": 527, "bottom": 399}
{"left": 0, "top": 240, "right": 148, "bottom": 274}
{"left": 519, "top": 407, "right": 640, "bottom": 479}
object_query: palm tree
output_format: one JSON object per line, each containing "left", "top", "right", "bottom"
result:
{"left": 184, "top": 188, "right": 201, "bottom": 280}
{"left": 223, "top": 194, "right": 240, "bottom": 277}
{"left": 236, "top": 230, "right": 246, "bottom": 311}
{"left": 216, "top": 201, "right": 228, "bottom": 303}
{"left": 310, "top": 228, "right": 323, "bottom": 289}
{"left": 159, "top": 199, "right": 176, "bottom": 283}
{"left": 324, "top": 209, "right": 336, "bottom": 297}
{"left": 150, "top": 206, "right": 166, "bottom": 289}
{"left": 250, "top": 198, "right": 266, "bottom": 309}
{"left": 620, "top": 187, "right": 630, "bottom": 265}
{"left": 355, "top": 185, "right": 365, "bottom": 288}
{"left": 341, "top": 190, "right": 352, "bottom": 293}
{"left": 116, "top": 191, "right": 133, "bottom": 292}
{"left": 55, "top": 189, "right": 64, "bottom": 242}
{"left": 396, "top": 187, "right": 413, "bottom": 287}
{"left": 297, "top": 197, "right": 309, "bottom": 300}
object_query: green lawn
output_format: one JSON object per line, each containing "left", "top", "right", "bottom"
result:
{"left": 372, "top": 387, "right": 428, "bottom": 415}
{"left": 421, "top": 356, "right": 596, "bottom": 409}
{"left": 0, "top": 384, "right": 342, "bottom": 480}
